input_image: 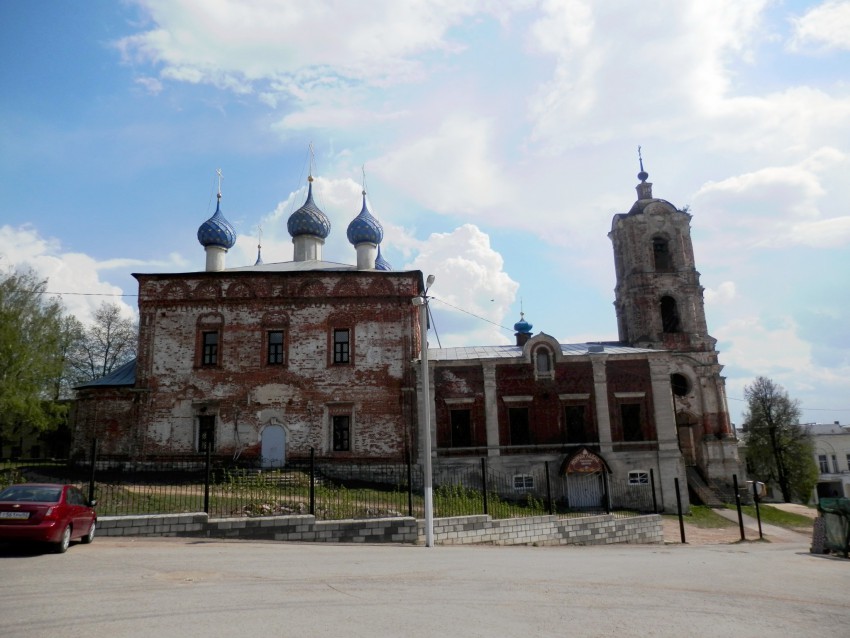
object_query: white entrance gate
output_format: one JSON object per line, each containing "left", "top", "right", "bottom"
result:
{"left": 567, "top": 471, "right": 604, "bottom": 508}
{"left": 261, "top": 424, "right": 286, "bottom": 468}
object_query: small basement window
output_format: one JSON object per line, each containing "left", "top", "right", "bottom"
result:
{"left": 513, "top": 475, "right": 534, "bottom": 491}
{"left": 628, "top": 471, "right": 650, "bottom": 485}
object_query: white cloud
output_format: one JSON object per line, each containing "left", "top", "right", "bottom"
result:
{"left": 717, "top": 314, "right": 850, "bottom": 425}
{"left": 404, "top": 224, "right": 519, "bottom": 345}
{"left": 692, "top": 149, "right": 849, "bottom": 250}
{"left": 118, "top": 0, "right": 501, "bottom": 91}
{"left": 786, "top": 216, "right": 850, "bottom": 247}
{"left": 134, "top": 76, "right": 163, "bottom": 94}
{"left": 526, "top": 0, "right": 770, "bottom": 149}
{"left": 0, "top": 225, "right": 168, "bottom": 325}
{"left": 704, "top": 281, "right": 736, "bottom": 306}
{"left": 789, "top": 1, "right": 850, "bottom": 51}
{"left": 371, "top": 116, "right": 515, "bottom": 216}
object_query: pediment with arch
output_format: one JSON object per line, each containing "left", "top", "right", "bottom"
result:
{"left": 332, "top": 278, "right": 363, "bottom": 297}
{"left": 295, "top": 279, "right": 327, "bottom": 298}
{"left": 192, "top": 281, "right": 221, "bottom": 300}
{"left": 161, "top": 281, "right": 190, "bottom": 300}
{"left": 366, "top": 276, "right": 395, "bottom": 296}
{"left": 225, "top": 281, "right": 254, "bottom": 299}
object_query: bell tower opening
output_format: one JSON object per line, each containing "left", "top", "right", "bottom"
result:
{"left": 652, "top": 236, "right": 673, "bottom": 271}
{"left": 660, "top": 296, "right": 681, "bottom": 333}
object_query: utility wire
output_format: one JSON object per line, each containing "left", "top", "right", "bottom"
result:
{"left": 429, "top": 295, "right": 514, "bottom": 332}
{"left": 11, "top": 289, "right": 850, "bottom": 413}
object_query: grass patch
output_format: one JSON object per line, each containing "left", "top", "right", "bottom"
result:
{"left": 663, "top": 505, "right": 737, "bottom": 529}
{"left": 732, "top": 504, "right": 814, "bottom": 531}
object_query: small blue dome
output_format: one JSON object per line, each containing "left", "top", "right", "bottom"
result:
{"left": 514, "top": 313, "right": 532, "bottom": 334}
{"left": 347, "top": 192, "right": 383, "bottom": 246}
{"left": 375, "top": 245, "right": 392, "bottom": 271}
{"left": 197, "top": 196, "right": 236, "bottom": 249}
{"left": 287, "top": 179, "right": 331, "bottom": 240}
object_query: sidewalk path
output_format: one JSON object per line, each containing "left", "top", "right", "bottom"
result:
{"left": 712, "top": 507, "right": 811, "bottom": 543}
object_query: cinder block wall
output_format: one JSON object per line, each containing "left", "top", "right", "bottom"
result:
{"left": 97, "top": 512, "right": 662, "bottom": 545}
{"left": 422, "top": 514, "right": 662, "bottom": 545}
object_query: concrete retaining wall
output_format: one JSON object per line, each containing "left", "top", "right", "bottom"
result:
{"left": 424, "top": 513, "right": 663, "bottom": 545}
{"left": 97, "top": 512, "right": 663, "bottom": 546}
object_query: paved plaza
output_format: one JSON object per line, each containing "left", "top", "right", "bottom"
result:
{"left": 1, "top": 534, "right": 847, "bottom": 638}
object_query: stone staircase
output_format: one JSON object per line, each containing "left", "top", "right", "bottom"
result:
{"left": 685, "top": 466, "right": 727, "bottom": 508}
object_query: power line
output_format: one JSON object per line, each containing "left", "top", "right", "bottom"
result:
{"left": 9, "top": 288, "right": 138, "bottom": 297}
{"left": 48, "top": 292, "right": 138, "bottom": 297}
{"left": 14, "top": 287, "right": 850, "bottom": 413}
{"left": 429, "top": 295, "right": 514, "bottom": 332}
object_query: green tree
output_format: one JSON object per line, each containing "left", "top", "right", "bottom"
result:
{"left": 0, "top": 268, "right": 68, "bottom": 438}
{"left": 67, "top": 302, "right": 137, "bottom": 384}
{"left": 54, "top": 314, "right": 85, "bottom": 400}
{"left": 742, "top": 376, "right": 818, "bottom": 503}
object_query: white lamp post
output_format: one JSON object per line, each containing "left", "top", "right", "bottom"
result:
{"left": 413, "top": 274, "right": 435, "bottom": 547}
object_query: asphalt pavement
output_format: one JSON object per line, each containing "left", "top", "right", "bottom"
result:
{"left": 1, "top": 536, "right": 847, "bottom": 638}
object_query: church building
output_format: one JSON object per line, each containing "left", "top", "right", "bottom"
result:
{"left": 73, "top": 160, "right": 741, "bottom": 513}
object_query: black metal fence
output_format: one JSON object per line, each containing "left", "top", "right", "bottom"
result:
{"left": 0, "top": 451, "right": 658, "bottom": 522}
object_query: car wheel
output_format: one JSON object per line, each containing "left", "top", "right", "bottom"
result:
{"left": 55, "top": 525, "right": 71, "bottom": 553}
{"left": 82, "top": 520, "right": 96, "bottom": 544}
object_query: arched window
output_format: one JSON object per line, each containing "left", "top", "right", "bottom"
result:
{"left": 535, "top": 348, "right": 551, "bottom": 374}
{"left": 670, "top": 373, "right": 690, "bottom": 396}
{"left": 660, "top": 296, "right": 681, "bottom": 333}
{"left": 653, "top": 237, "right": 673, "bottom": 272}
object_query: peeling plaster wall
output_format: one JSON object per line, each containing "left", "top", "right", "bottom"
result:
{"left": 97, "top": 269, "right": 423, "bottom": 461}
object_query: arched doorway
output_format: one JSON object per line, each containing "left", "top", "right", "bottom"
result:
{"left": 261, "top": 424, "right": 286, "bottom": 468}
{"left": 568, "top": 472, "right": 604, "bottom": 509}
{"left": 560, "top": 447, "right": 608, "bottom": 509}
{"left": 676, "top": 412, "right": 698, "bottom": 467}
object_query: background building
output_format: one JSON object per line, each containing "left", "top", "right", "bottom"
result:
{"left": 809, "top": 422, "right": 850, "bottom": 500}
{"left": 74, "top": 162, "right": 742, "bottom": 512}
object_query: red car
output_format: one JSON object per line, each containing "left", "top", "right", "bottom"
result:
{"left": 0, "top": 483, "right": 97, "bottom": 553}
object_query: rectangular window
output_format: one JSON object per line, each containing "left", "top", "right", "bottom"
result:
{"left": 450, "top": 409, "right": 472, "bottom": 448}
{"left": 267, "top": 330, "right": 284, "bottom": 365}
{"left": 818, "top": 454, "right": 829, "bottom": 473}
{"left": 332, "top": 415, "right": 351, "bottom": 452}
{"left": 202, "top": 331, "right": 219, "bottom": 366}
{"left": 564, "top": 405, "right": 587, "bottom": 444}
{"left": 509, "top": 407, "right": 531, "bottom": 446}
{"left": 653, "top": 238, "right": 673, "bottom": 271}
{"left": 629, "top": 471, "right": 650, "bottom": 485}
{"left": 846, "top": 454, "right": 850, "bottom": 472}
{"left": 621, "top": 403, "right": 644, "bottom": 442}
{"left": 832, "top": 455, "right": 839, "bottom": 474}
{"left": 198, "top": 415, "right": 215, "bottom": 452}
{"left": 513, "top": 475, "right": 534, "bottom": 491}
{"left": 333, "top": 328, "right": 350, "bottom": 364}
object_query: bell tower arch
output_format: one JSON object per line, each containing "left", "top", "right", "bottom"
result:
{"left": 608, "top": 152, "right": 741, "bottom": 486}
{"left": 608, "top": 162, "right": 712, "bottom": 353}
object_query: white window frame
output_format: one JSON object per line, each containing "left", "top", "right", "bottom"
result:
{"left": 628, "top": 470, "right": 650, "bottom": 485}
{"left": 513, "top": 474, "right": 534, "bottom": 491}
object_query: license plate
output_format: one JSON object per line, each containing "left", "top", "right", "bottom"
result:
{"left": 0, "top": 511, "right": 30, "bottom": 519}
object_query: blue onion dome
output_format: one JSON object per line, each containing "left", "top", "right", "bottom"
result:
{"left": 287, "top": 177, "right": 331, "bottom": 239}
{"left": 514, "top": 312, "right": 532, "bottom": 334}
{"left": 347, "top": 191, "right": 384, "bottom": 245}
{"left": 197, "top": 193, "right": 237, "bottom": 249}
{"left": 375, "top": 245, "right": 392, "bottom": 271}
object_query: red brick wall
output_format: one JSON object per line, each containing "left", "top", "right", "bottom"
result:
{"left": 76, "top": 269, "right": 422, "bottom": 461}
{"left": 495, "top": 361, "right": 596, "bottom": 447}
{"left": 605, "top": 359, "right": 656, "bottom": 443}
{"left": 433, "top": 366, "right": 485, "bottom": 449}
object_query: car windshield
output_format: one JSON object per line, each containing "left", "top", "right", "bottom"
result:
{"left": 0, "top": 486, "right": 63, "bottom": 503}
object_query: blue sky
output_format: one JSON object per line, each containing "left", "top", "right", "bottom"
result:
{"left": 2, "top": 0, "right": 849, "bottom": 428}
